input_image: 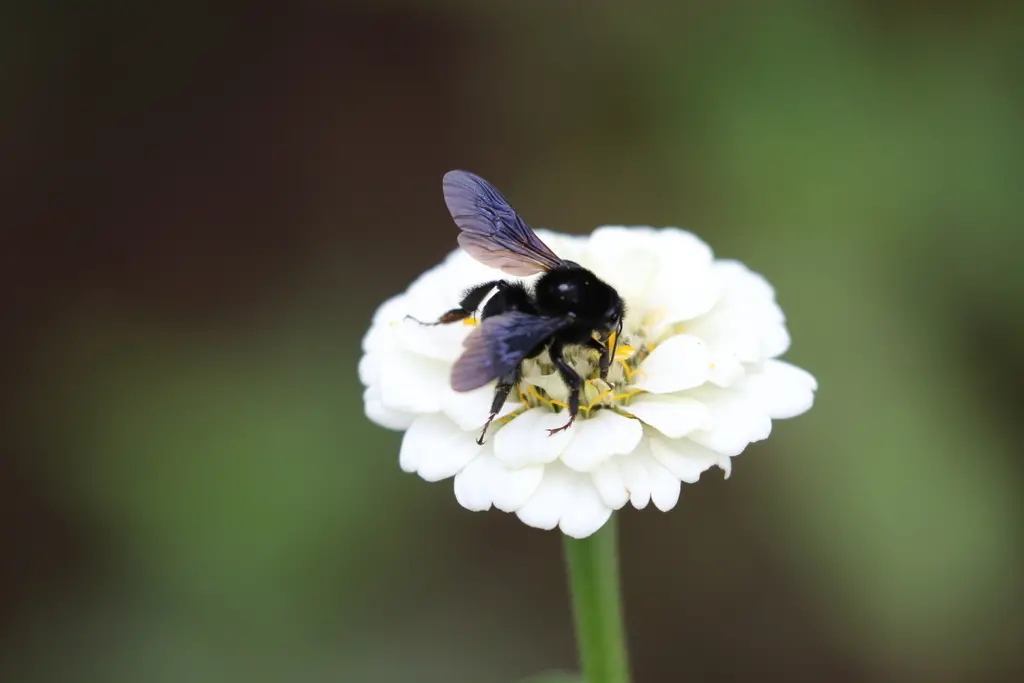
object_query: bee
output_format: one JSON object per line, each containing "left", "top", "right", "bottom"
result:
{"left": 412, "top": 170, "right": 625, "bottom": 445}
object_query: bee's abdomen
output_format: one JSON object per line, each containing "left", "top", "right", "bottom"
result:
{"left": 480, "top": 280, "right": 537, "bottom": 319}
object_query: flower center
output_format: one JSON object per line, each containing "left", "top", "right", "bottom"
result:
{"left": 502, "top": 308, "right": 674, "bottom": 424}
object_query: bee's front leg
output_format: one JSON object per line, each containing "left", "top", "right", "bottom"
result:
{"left": 547, "top": 339, "right": 581, "bottom": 436}
{"left": 585, "top": 337, "right": 612, "bottom": 381}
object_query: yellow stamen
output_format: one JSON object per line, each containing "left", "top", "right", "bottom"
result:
{"left": 517, "top": 386, "right": 530, "bottom": 408}
{"left": 611, "top": 389, "right": 644, "bottom": 402}
{"left": 462, "top": 317, "right": 478, "bottom": 326}
{"left": 584, "top": 389, "right": 613, "bottom": 411}
{"left": 526, "top": 385, "right": 548, "bottom": 404}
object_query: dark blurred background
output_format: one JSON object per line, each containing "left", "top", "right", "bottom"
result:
{"left": 3, "top": 1, "right": 1022, "bottom": 682}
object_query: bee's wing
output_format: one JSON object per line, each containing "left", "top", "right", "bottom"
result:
{"left": 451, "top": 311, "right": 573, "bottom": 391}
{"left": 443, "top": 170, "right": 564, "bottom": 276}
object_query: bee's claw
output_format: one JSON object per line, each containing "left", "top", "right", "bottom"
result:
{"left": 546, "top": 416, "right": 576, "bottom": 437}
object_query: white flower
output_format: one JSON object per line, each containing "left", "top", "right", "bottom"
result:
{"left": 360, "top": 227, "right": 816, "bottom": 538}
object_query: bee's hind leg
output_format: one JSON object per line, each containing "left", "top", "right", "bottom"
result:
{"left": 477, "top": 369, "right": 518, "bottom": 445}
{"left": 406, "top": 280, "right": 503, "bottom": 326}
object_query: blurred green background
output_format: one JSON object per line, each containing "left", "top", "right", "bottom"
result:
{"left": 3, "top": 1, "right": 1022, "bottom": 681}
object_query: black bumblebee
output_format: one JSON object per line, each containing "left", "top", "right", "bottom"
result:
{"left": 415, "top": 170, "right": 625, "bottom": 444}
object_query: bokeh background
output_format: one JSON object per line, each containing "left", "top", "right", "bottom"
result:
{"left": 3, "top": 1, "right": 1022, "bottom": 681}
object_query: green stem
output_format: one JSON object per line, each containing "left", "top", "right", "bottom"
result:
{"left": 562, "top": 515, "right": 631, "bottom": 683}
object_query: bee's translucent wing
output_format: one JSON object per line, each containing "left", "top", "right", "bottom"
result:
{"left": 451, "top": 311, "right": 573, "bottom": 391}
{"left": 443, "top": 170, "right": 564, "bottom": 276}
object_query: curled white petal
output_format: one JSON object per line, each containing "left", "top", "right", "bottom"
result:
{"left": 645, "top": 453, "right": 682, "bottom": 512}
{"left": 744, "top": 360, "right": 818, "bottom": 419}
{"left": 494, "top": 408, "right": 573, "bottom": 468}
{"left": 706, "top": 349, "right": 745, "bottom": 388}
{"left": 687, "top": 384, "right": 772, "bottom": 457}
{"left": 634, "top": 335, "right": 710, "bottom": 393}
{"left": 363, "top": 386, "right": 415, "bottom": 431}
{"left": 454, "top": 447, "right": 544, "bottom": 513}
{"left": 442, "top": 384, "right": 519, "bottom": 432}
{"left": 560, "top": 410, "right": 643, "bottom": 472}
{"left": 626, "top": 394, "right": 709, "bottom": 439}
{"left": 399, "top": 414, "right": 480, "bottom": 481}
{"left": 591, "top": 459, "right": 629, "bottom": 510}
{"left": 617, "top": 450, "right": 651, "bottom": 510}
{"left": 649, "top": 436, "right": 720, "bottom": 483}
{"left": 379, "top": 350, "right": 450, "bottom": 413}
{"left": 516, "top": 463, "right": 612, "bottom": 538}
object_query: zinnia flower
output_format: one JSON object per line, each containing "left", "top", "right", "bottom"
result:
{"left": 360, "top": 189, "right": 816, "bottom": 539}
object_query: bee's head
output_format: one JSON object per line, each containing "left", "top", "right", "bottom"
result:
{"left": 598, "top": 297, "right": 625, "bottom": 335}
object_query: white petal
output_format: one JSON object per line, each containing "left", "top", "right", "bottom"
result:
{"left": 362, "top": 295, "right": 407, "bottom": 353}
{"left": 706, "top": 350, "right": 744, "bottom": 388}
{"left": 493, "top": 408, "right": 573, "bottom": 468}
{"left": 745, "top": 360, "right": 818, "bottom": 419}
{"left": 761, "top": 322, "right": 791, "bottom": 359}
{"left": 560, "top": 410, "right": 643, "bottom": 472}
{"left": 634, "top": 335, "right": 710, "bottom": 393}
{"left": 363, "top": 387, "right": 415, "bottom": 431}
{"left": 559, "top": 478, "right": 613, "bottom": 539}
{"left": 516, "top": 464, "right": 612, "bottom": 538}
{"left": 585, "top": 227, "right": 661, "bottom": 302}
{"left": 717, "top": 454, "right": 733, "bottom": 479}
{"left": 399, "top": 414, "right": 481, "bottom": 481}
{"left": 644, "top": 455, "right": 681, "bottom": 512}
{"left": 687, "top": 385, "right": 772, "bottom": 456}
{"left": 379, "top": 350, "right": 450, "bottom": 413}
{"left": 625, "top": 395, "right": 709, "bottom": 438}
{"left": 515, "top": 464, "right": 570, "bottom": 530}
{"left": 646, "top": 264, "right": 720, "bottom": 323}
{"left": 358, "top": 352, "right": 380, "bottom": 386}
{"left": 453, "top": 454, "right": 493, "bottom": 511}
{"left": 617, "top": 451, "right": 651, "bottom": 509}
{"left": 393, "top": 316, "right": 470, "bottom": 363}
{"left": 714, "top": 260, "right": 775, "bottom": 303}
{"left": 649, "top": 436, "right": 719, "bottom": 483}
{"left": 591, "top": 459, "right": 629, "bottom": 509}
{"left": 686, "top": 311, "right": 761, "bottom": 364}
{"left": 655, "top": 228, "right": 714, "bottom": 265}
{"left": 453, "top": 447, "right": 544, "bottom": 513}
{"left": 442, "top": 384, "right": 519, "bottom": 431}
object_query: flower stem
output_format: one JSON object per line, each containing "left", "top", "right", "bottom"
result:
{"left": 562, "top": 516, "right": 631, "bottom": 683}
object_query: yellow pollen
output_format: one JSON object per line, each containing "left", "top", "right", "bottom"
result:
{"left": 709, "top": 362, "right": 716, "bottom": 369}
{"left": 462, "top": 317, "right": 478, "bottom": 326}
